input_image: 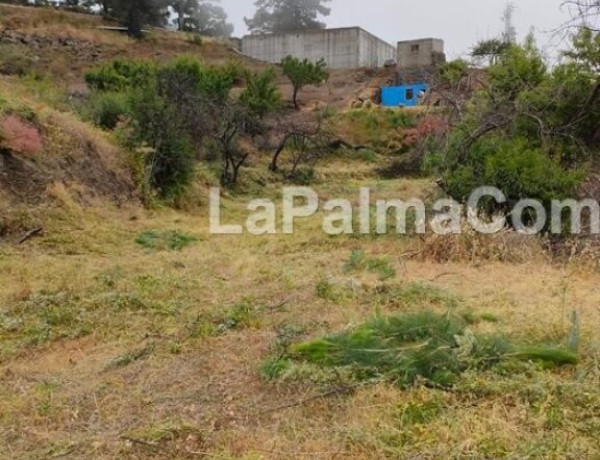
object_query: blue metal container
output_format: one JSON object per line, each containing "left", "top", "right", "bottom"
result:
{"left": 381, "top": 83, "right": 429, "bottom": 107}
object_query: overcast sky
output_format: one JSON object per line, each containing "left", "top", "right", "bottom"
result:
{"left": 220, "top": 0, "right": 574, "bottom": 58}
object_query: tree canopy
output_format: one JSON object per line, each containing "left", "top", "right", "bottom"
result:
{"left": 471, "top": 38, "right": 511, "bottom": 66}
{"left": 101, "top": 0, "right": 169, "bottom": 37}
{"left": 81, "top": 0, "right": 233, "bottom": 38}
{"left": 245, "top": 0, "right": 331, "bottom": 34}
{"left": 171, "top": 0, "right": 234, "bottom": 36}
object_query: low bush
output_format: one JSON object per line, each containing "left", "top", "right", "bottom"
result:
{"left": 239, "top": 67, "right": 280, "bottom": 116}
{"left": 89, "top": 91, "right": 129, "bottom": 130}
{"left": 85, "top": 59, "right": 155, "bottom": 92}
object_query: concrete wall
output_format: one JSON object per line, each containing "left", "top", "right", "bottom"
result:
{"left": 242, "top": 27, "right": 394, "bottom": 69}
{"left": 357, "top": 29, "right": 396, "bottom": 68}
{"left": 397, "top": 38, "right": 445, "bottom": 69}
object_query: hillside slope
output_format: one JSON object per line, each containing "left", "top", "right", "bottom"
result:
{"left": 0, "top": 4, "right": 396, "bottom": 108}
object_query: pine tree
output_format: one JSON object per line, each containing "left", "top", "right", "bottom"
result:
{"left": 195, "top": 1, "right": 234, "bottom": 36}
{"left": 103, "top": 0, "right": 168, "bottom": 37}
{"left": 245, "top": 0, "right": 331, "bottom": 34}
{"left": 172, "top": 0, "right": 233, "bottom": 36}
{"left": 171, "top": 0, "right": 199, "bottom": 31}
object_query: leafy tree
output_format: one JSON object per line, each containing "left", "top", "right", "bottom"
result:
{"left": 148, "top": 56, "right": 244, "bottom": 189}
{"left": 155, "top": 55, "right": 238, "bottom": 105}
{"left": 485, "top": 35, "right": 546, "bottom": 98}
{"left": 281, "top": 56, "right": 328, "bottom": 109}
{"left": 245, "top": 0, "right": 331, "bottom": 34}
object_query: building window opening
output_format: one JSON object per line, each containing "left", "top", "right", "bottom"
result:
{"left": 411, "top": 44, "right": 420, "bottom": 52}
{"left": 406, "top": 88, "right": 414, "bottom": 100}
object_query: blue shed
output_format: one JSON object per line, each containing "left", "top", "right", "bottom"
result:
{"left": 381, "top": 83, "right": 429, "bottom": 107}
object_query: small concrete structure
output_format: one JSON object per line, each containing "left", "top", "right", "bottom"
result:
{"left": 241, "top": 27, "right": 396, "bottom": 69}
{"left": 397, "top": 38, "right": 446, "bottom": 70}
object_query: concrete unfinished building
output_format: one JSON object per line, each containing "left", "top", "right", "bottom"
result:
{"left": 241, "top": 27, "right": 396, "bottom": 69}
{"left": 241, "top": 28, "right": 445, "bottom": 71}
{"left": 397, "top": 38, "right": 446, "bottom": 70}
{"left": 396, "top": 38, "right": 446, "bottom": 82}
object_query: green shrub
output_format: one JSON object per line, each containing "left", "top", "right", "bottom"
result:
{"left": 89, "top": 91, "right": 129, "bottom": 130}
{"left": 434, "top": 135, "right": 584, "bottom": 225}
{"left": 88, "top": 56, "right": 260, "bottom": 197}
{"left": 364, "top": 257, "right": 396, "bottom": 281}
{"left": 85, "top": 59, "right": 155, "bottom": 92}
{"left": 437, "top": 59, "right": 470, "bottom": 84}
{"left": 385, "top": 109, "right": 416, "bottom": 129}
{"left": 149, "top": 133, "right": 197, "bottom": 200}
{"left": 239, "top": 67, "right": 280, "bottom": 116}
{"left": 343, "top": 250, "right": 366, "bottom": 272}
{"left": 128, "top": 80, "right": 198, "bottom": 200}
{"left": 216, "top": 298, "right": 262, "bottom": 332}
{"left": 283, "top": 166, "right": 317, "bottom": 185}
{"left": 157, "top": 55, "right": 238, "bottom": 103}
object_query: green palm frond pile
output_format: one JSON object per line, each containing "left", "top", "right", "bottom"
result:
{"left": 291, "top": 311, "right": 578, "bottom": 388}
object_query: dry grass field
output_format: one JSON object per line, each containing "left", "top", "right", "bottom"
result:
{"left": 2, "top": 157, "right": 600, "bottom": 459}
